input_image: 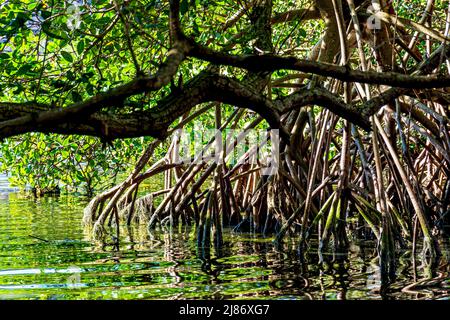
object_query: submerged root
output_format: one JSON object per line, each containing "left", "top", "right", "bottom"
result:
{"left": 82, "top": 185, "right": 120, "bottom": 226}
{"left": 83, "top": 195, "right": 101, "bottom": 226}
{"left": 421, "top": 236, "right": 441, "bottom": 266}
{"left": 82, "top": 201, "right": 96, "bottom": 226}
{"left": 120, "top": 193, "right": 154, "bottom": 224}
{"left": 92, "top": 220, "right": 106, "bottom": 241}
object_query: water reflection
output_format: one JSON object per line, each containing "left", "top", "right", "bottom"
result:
{"left": 0, "top": 194, "right": 448, "bottom": 300}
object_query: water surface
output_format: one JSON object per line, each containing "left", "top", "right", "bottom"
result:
{"left": 0, "top": 193, "right": 449, "bottom": 300}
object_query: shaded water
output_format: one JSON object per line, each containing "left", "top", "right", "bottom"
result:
{"left": 0, "top": 193, "right": 449, "bottom": 300}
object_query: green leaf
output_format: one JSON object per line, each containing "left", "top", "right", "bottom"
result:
{"left": 76, "top": 170, "right": 86, "bottom": 182}
{"left": 299, "top": 28, "right": 307, "bottom": 37}
{"left": 77, "top": 40, "right": 85, "bottom": 55}
{"left": 41, "top": 10, "right": 52, "bottom": 20}
{"left": 42, "top": 21, "right": 67, "bottom": 40}
{"left": 0, "top": 53, "right": 10, "bottom": 60}
{"left": 16, "top": 64, "right": 33, "bottom": 76}
{"left": 71, "top": 91, "right": 83, "bottom": 102}
{"left": 86, "top": 83, "right": 94, "bottom": 95}
{"left": 67, "top": 70, "right": 76, "bottom": 81}
{"left": 61, "top": 51, "right": 73, "bottom": 63}
{"left": 180, "top": 0, "right": 189, "bottom": 16}
{"left": 12, "top": 85, "right": 23, "bottom": 95}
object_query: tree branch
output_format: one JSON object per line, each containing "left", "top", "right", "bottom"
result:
{"left": 187, "top": 40, "right": 450, "bottom": 88}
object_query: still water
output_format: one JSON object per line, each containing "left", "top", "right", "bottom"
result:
{"left": 0, "top": 193, "right": 449, "bottom": 300}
